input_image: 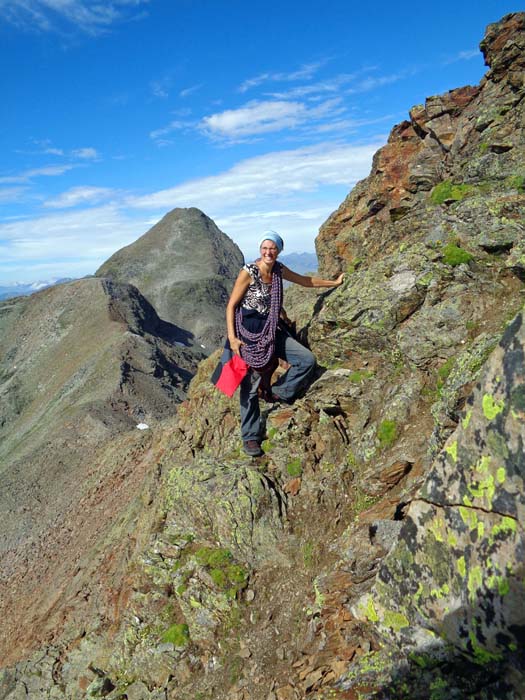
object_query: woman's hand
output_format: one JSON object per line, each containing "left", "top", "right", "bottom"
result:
{"left": 230, "top": 337, "right": 244, "bottom": 355}
{"left": 282, "top": 265, "right": 345, "bottom": 289}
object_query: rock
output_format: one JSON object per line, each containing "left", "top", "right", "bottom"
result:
{"left": 354, "top": 309, "right": 525, "bottom": 694}
{"left": 118, "top": 681, "right": 151, "bottom": 700}
{"left": 369, "top": 520, "right": 403, "bottom": 554}
{"left": 379, "top": 461, "right": 412, "bottom": 487}
{"left": 165, "top": 457, "right": 287, "bottom": 565}
{"left": 275, "top": 685, "right": 297, "bottom": 700}
{"left": 284, "top": 477, "right": 301, "bottom": 496}
{"left": 276, "top": 646, "right": 286, "bottom": 661}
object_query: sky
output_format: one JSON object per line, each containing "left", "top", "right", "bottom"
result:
{"left": 0, "top": 0, "right": 521, "bottom": 284}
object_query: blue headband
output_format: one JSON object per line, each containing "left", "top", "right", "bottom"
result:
{"left": 259, "top": 231, "right": 284, "bottom": 253}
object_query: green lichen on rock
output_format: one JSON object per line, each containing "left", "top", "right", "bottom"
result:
{"left": 430, "top": 180, "right": 473, "bottom": 205}
{"left": 505, "top": 174, "right": 525, "bottom": 192}
{"left": 445, "top": 440, "right": 458, "bottom": 463}
{"left": 286, "top": 457, "right": 303, "bottom": 477}
{"left": 364, "top": 595, "right": 380, "bottom": 623}
{"left": 377, "top": 419, "right": 398, "bottom": 448}
{"left": 482, "top": 393, "right": 505, "bottom": 420}
{"left": 161, "top": 623, "right": 190, "bottom": 647}
{"left": 348, "top": 369, "right": 374, "bottom": 383}
{"left": 382, "top": 609, "right": 410, "bottom": 632}
{"left": 462, "top": 409, "right": 473, "bottom": 430}
{"left": 354, "top": 307, "right": 525, "bottom": 687}
{"left": 441, "top": 243, "right": 474, "bottom": 267}
{"left": 429, "top": 333, "right": 501, "bottom": 458}
{"left": 165, "top": 457, "right": 286, "bottom": 564}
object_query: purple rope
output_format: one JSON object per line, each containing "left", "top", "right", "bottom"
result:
{"left": 235, "top": 262, "right": 283, "bottom": 370}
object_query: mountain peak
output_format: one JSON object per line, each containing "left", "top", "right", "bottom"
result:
{"left": 96, "top": 207, "right": 244, "bottom": 349}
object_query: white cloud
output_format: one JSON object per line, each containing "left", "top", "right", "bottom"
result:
{"left": 151, "top": 80, "right": 170, "bottom": 99}
{"left": 150, "top": 98, "right": 347, "bottom": 145}
{"left": 310, "top": 113, "right": 397, "bottom": 134}
{"left": 0, "top": 0, "right": 150, "bottom": 35}
{"left": 180, "top": 84, "right": 203, "bottom": 98}
{"left": 0, "top": 187, "right": 29, "bottom": 203}
{"left": 27, "top": 164, "right": 77, "bottom": 177}
{"left": 0, "top": 164, "right": 77, "bottom": 184}
{"left": 14, "top": 141, "right": 97, "bottom": 159}
{"left": 238, "top": 62, "right": 325, "bottom": 93}
{"left": 0, "top": 205, "right": 152, "bottom": 278}
{"left": 444, "top": 49, "right": 480, "bottom": 65}
{"left": 128, "top": 140, "right": 381, "bottom": 211}
{"left": 72, "top": 147, "right": 99, "bottom": 160}
{"left": 200, "top": 100, "right": 307, "bottom": 140}
{"left": 44, "top": 186, "right": 116, "bottom": 208}
{"left": 239, "top": 73, "right": 271, "bottom": 93}
{"left": 268, "top": 73, "right": 357, "bottom": 100}
{"left": 197, "top": 97, "right": 347, "bottom": 142}
{"left": 0, "top": 148, "right": 98, "bottom": 185}
{"left": 346, "top": 73, "right": 404, "bottom": 94}
{"left": 149, "top": 120, "right": 195, "bottom": 145}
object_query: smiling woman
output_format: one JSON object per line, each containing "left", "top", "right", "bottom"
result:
{"left": 224, "top": 230, "right": 344, "bottom": 457}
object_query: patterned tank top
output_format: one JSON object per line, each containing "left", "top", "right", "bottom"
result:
{"left": 241, "top": 262, "right": 281, "bottom": 315}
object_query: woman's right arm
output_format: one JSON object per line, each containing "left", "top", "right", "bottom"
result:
{"left": 226, "top": 269, "right": 252, "bottom": 355}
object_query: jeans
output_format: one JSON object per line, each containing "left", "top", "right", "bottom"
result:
{"left": 239, "top": 327, "right": 316, "bottom": 442}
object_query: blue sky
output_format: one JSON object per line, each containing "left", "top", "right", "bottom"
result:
{"left": 0, "top": 0, "right": 521, "bottom": 283}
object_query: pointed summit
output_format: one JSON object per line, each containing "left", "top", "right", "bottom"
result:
{"left": 96, "top": 208, "right": 244, "bottom": 349}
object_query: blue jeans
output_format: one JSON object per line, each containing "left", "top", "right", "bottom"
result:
{"left": 239, "top": 328, "right": 316, "bottom": 442}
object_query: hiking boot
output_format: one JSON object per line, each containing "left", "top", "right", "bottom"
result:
{"left": 243, "top": 440, "right": 263, "bottom": 457}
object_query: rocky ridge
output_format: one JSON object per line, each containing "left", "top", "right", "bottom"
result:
{"left": 0, "top": 277, "right": 204, "bottom": 667}
{"left": 316, "top": 13, "right": 525, "bottom": 281}
{"left": 1, "top": 12, "right": 525, "bottom": 700}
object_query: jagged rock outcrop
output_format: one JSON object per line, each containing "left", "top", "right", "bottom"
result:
{"left": 316, "top": 12, "right": 525, "bottom": 279}
{"left": 1, "top": 13, "right": 525, "bottom": 700}
{"left": 96, "top": 208, "right": 244, "bottom": 349}
{"left": 348, "top": 310, "right": 525, "bottom": 697}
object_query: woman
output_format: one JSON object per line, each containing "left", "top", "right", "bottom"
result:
{"left": 226, "top": 231, "right": 344, "bottom": 457}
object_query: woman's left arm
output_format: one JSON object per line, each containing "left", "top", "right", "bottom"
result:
{"left": 282, "top": 265, "right": 344, "bottom": 288}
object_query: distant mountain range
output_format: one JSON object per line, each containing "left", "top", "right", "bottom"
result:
{"left": 279, "top": 251, "right": 318, "bottom": 274}
{"left": 0, "top": 278, "right": 75, "bottom": 300}
{"left": 0, "top": 252, "right": 317, "bottom": 302}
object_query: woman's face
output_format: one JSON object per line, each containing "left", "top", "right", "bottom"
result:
{"left": 260, "top": 240, "right": 279, "bottom": 263}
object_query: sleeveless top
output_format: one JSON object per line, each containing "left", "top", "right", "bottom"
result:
{"left": 235, "top": 261, "right": 283, "bottom": 369}
{"left": 241, "top": 262, "right": 273, "bottom": 315}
